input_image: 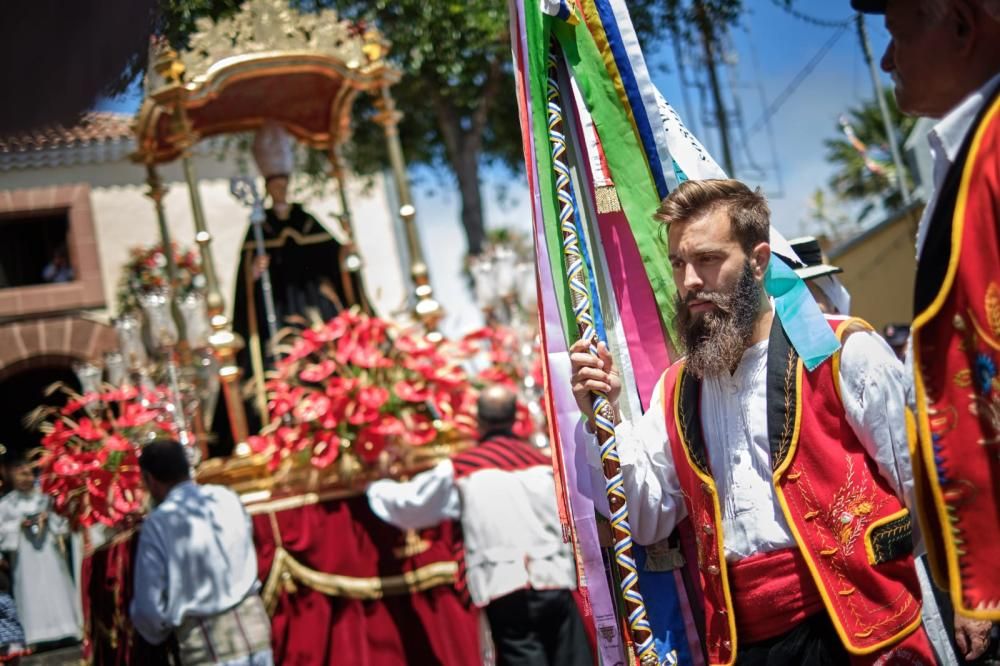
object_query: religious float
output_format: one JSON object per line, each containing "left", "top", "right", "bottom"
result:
{"left": 25, "top": 2, "right": 541, "bottom": 663}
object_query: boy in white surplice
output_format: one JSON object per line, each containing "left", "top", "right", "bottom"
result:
{"left": 0, "top": 460, "right": 80, "bottom": 647}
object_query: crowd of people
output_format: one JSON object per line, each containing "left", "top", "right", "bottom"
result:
{"left": 1, "top": 0, "right": 997, "bottom": 665}
{"left": 564, "top": 0, "right": 1000, "bottom": 663}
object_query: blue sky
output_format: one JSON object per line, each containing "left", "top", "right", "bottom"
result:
{"left": 94, "top": 1, "right": 896, "bottom": 333}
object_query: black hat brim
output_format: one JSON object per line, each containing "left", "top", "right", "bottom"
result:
{"left": 851, "top": 0, "right": 887, "bottom": 13}
{"left": 794, "top": 265, "right": 843, "bottom": 281}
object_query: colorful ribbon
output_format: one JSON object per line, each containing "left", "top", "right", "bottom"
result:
{"left": 546, "top": 45, "right": 657, "bottom": 665}
{"left": 765, "top": 257, "right": 841, "bottom": 370}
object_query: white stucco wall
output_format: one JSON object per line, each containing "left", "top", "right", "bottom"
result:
{"left": 1, "top": 146, "right": 409, "bottom": 322}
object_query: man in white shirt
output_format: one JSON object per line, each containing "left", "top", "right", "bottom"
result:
{"left": 852, "top": 0, "right": 1000, "bottom": 653}
{"left": 571, "top": 179, "right": 935, "bottom": 664}
{"left": 367, "top": 385, "right": 592, "bottom": 666}
{"left": 130, "top": 440, "right": 271, "bottom": 665}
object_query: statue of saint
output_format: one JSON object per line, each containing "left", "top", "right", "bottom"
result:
{"left": 216, "top": 123, "right": 366, "bottom": 454}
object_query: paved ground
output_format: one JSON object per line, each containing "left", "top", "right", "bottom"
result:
{"left": 20, "top": 645, "right": 83, "bottom": 665}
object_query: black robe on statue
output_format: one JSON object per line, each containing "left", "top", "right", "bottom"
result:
{"left": 213, "top": 203, "right": 366, "bottom": 456}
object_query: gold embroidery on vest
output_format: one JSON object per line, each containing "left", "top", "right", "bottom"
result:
{"left": 773, "top": 347, "right": 797, "bottom": 471}
{"left": 952, "top": 310, "right": 1000, "bottom": 449}
{"left": 789, "top": 463, "right": 917, "bottom": 636}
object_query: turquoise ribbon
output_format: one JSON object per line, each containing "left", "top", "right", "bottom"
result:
{"left": 765, "top": 256, "right": 840, "bottom": 371}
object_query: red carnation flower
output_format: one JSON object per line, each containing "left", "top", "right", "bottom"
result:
{"left": 293, "top": 392, "right": 332, "bottom": 424}
{"left": 299, "top": 359, "right": 336, "bottom": 383}
{"left": 309, "top": 432, "right": 340, "bottom": 469}
{"left": 403, "top": 412, "right": 437, "bottom": 446}
{"left": 393, "top": 379, "right": 432, "bottom": 403}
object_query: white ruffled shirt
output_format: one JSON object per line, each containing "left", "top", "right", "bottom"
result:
{"left": 367, "top": 459, "right": 577, "bottom": 608}
{"left": 130, "top": 481, "right": 261, "bottom": 645}
{"left": 590, "top": 325, "right": 915, "bottom": 562}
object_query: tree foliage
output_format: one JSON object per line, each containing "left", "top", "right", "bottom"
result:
{"left": 823, "top": 90, "right": 917, "bottom": 223}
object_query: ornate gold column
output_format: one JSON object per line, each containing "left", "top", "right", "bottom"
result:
{"left": 183, "top": 156, "right": 249, "bottom": 453}
{"left": 373, "top": 84, "right": 442, "bottom": 333}
{"left": 143, "top": 163, "right": 210, "bottom": 457}
{"left": 328, "top": 148, "right": 369, "bottom": 312}
{"left": 151, "top": 47, "right": 250, "bottom": 453}
{"left": 144, "top": 165, "right": 175, "bottom": 276}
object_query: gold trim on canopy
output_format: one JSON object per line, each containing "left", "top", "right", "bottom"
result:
{"left": 261, "top": 547, "right": 458, "bottom": 613}
{"left": 133, "top": 0, "right": 399, "bottom": 164}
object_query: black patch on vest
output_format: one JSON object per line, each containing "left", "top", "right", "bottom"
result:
{"left": 766, "top": 317, "right": 799, "bottom": 472}
{"left": 678, "top": 369, "right": 710, "bottom": 477}
{"left": 868, "top": 512, "right": 915, "bottom": 565}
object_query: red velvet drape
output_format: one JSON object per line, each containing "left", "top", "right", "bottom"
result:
{"left": 81, "top": 529, "right": 171, "bottom": 665}
{"left": 254, "top": 495, "right": 480, "bottom": 665}
{"left": 82, "top": 494, "right": 480, "bottom": 665}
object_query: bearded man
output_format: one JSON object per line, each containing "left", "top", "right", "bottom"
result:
{"left": 570, "top": 179, "right": 935, "bottom": 665}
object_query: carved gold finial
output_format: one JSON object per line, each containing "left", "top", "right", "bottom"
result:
{"left": 154, "top": 45, "right": 186, "bottom": 86}
{"left": 362, "top": 29, "right": 387, "bottom": 62}
{"left": 178, "top": 0, "right": 387, "bottom": 83}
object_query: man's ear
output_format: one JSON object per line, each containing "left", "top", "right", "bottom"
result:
{"left": 750, "top": 242, "right": 771, "bottom": 280}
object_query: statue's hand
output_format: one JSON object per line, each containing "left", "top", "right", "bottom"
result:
{"left": 253, "top": 254, "right": 270, "bottom": 281}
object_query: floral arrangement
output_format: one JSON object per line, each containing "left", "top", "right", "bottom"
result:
{"left": 247, "top": 310, "right": 479, "bottom": 472}
{"left": 116, "top": 243, "right": 204, "bottom": 314}
{"left": 32, "top": 384, "right": 184, "bottom": 530}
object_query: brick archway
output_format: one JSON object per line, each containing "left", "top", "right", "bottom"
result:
{"left": 0, "top": 316, "right": 117, "bottom": 382}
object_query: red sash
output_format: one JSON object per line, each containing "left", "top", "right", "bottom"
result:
{"left": 728, "top": 548, "right": 824, "bottom": 644}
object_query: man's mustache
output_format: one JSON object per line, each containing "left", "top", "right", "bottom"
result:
{"left": 683, "top": 291, "right": 727, "bottom": 308}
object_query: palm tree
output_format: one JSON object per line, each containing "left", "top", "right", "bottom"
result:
{"left": 824, "top": 90, "right": 917, "bottom": 223}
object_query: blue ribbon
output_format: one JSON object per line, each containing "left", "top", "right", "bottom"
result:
{"left": 541, "top": 0, "right": 580, "bottom": 24}
{"left": 765, "top": 256, "right": 840, "bottom": 371}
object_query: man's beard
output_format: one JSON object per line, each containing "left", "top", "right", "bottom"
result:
{"left": 676, "top": 261, "right": 764, "bottom": 378}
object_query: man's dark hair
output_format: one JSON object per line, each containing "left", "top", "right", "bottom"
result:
{"left": 477, "top": 385, "right": 518, "bottom": 437}
{"left": 0, "top": 569, "right": 10, "bottom": 595}
{"left": 654, "top": 178, "right": 770, "bottom": 254}
{"left": 138, "top": 439, "right": 191, "bottom": 484}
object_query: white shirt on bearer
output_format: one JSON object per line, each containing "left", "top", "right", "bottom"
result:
{"left": 589, "top": 321, "right": 915, "bottom": 562}
{"left": 914, "top": 71, "right": 1000, "bottom": 259}
{"left": 130, "top": 481, "right": 261, "bottom": 645}
{"left": 367, "top": 454, "right": 577, "bottom": 608}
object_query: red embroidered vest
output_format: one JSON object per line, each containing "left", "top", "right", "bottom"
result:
{"left": 911, "top": 87, "right": 1000, "bottom": 621}
{"left": 663, "top": 316, "right": 923, "bottom": 666}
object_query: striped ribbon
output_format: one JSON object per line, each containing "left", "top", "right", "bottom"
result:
{"left": 546, "top": 44, "right": 657, "bottom": 666}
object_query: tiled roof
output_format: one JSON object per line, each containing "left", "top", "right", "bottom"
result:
{"left": 0, "top": 112, "right": 136, "bottom": 171}
{"left": 0, "top": 112, "right": 133, "bottom": 154}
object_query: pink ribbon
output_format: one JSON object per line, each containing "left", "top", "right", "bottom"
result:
{"left": 510, "top": 2, "right": 625, "bottom": 662}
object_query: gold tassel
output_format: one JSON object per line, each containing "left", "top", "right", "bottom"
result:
{"left": 595, "top": 185, "right": 622, "bottom": 214}
{"left": 281, "top": 569, "right": 299, "bottom": 596}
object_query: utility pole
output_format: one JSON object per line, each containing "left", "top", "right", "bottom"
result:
{"left": 695, "top": 0, "right": 736, "bottom": 177}
{"left": 856, "top": 13, "right": 912, "bottom": 205}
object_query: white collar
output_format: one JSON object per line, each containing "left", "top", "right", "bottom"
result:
{"left": 159, "top": 479, "right": 197, "bottom": 507}
{"left": 929, "top": 71, "right": 1000, "bottom": 166}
